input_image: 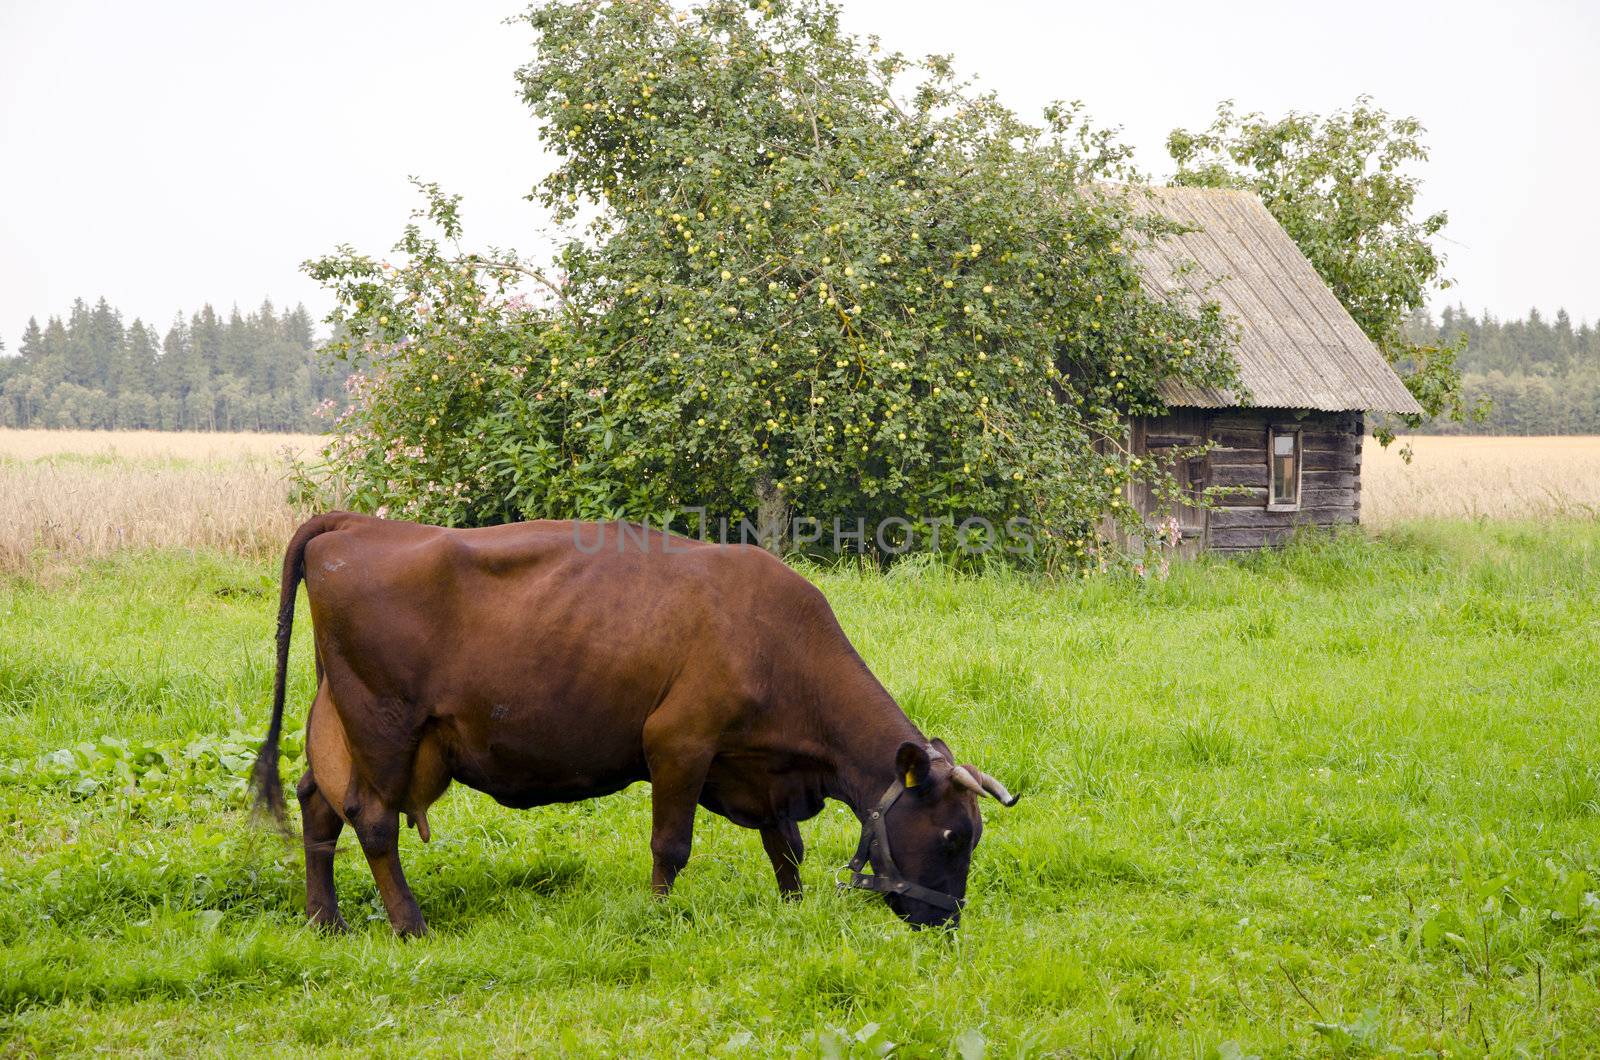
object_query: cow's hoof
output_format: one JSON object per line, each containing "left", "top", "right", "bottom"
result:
{"left": 308, "top": 912, "right": 349, "bottom": 935}
{"left": 393, "top": 919, "right": 430, "bottom": 940}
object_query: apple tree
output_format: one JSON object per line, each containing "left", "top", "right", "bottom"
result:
{"left": 305, "top": 0, "right": 1238, "bottom": 566}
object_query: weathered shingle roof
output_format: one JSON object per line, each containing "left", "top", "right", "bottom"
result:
{"left": 1123, "top": 184, "right": 1423, "bottom": 414}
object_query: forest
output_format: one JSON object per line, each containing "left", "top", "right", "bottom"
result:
{"left": 1410, "top": 305, "right": 1600, "bottom": 434}
{"left": 0, "top": 298, "right": 1594, "bottom": 435}
{"left": 0, "top": 299, "right": 341, "bottom": 432}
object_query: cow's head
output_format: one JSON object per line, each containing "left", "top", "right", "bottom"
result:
{"left": 879, "top": 738, "right": 1018, "bottom": 928}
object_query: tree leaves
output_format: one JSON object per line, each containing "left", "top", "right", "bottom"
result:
{"left": 302, "top": 0, "right": 1239, "bottom": 566}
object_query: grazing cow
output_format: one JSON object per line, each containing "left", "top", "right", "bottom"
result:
{"left": 250, "top": 513, "right": 1017, "bottom": 934}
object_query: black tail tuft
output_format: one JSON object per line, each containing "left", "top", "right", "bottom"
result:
{"left": 249, "top": 733, "right": 288, "bottom": 824}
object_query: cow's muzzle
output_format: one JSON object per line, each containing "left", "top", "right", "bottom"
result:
{"left": 837, "top": 779, "right": 963, "bottom": 919}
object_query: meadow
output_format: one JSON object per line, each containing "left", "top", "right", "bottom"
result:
{"left": 1, "top": 431, "right": 1599, "bottom": 1056}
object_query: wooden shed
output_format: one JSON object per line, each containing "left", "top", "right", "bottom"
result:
{"left": 1120, "top": 185, "right": 1423, "bottom": 556}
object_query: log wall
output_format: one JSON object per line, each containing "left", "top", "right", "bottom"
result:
{"left": 1129, "top": 409, "right": 1364, "bottom": 556}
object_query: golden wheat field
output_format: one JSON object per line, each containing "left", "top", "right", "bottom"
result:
{"left": 1361, "top": 434, "right": 1600, "bottom": 524}
{"left": 0, "top": 429, "right": 322, "bottom": 573}
{"left": 0, "top": 429, "right": 1596, "bottom": 571}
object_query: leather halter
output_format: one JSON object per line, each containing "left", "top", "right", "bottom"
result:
{"left": 839, "top": 774, "right": 962, "bottom": 914}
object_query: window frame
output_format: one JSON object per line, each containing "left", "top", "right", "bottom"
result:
{"left": 1267, "top": 425, "right": 1302, "bottom": 512}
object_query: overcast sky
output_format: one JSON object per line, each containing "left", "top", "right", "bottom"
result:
{"left": 2, "top": 0, "right": 1596, "bottom": 348}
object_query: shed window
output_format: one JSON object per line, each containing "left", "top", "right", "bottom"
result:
{"left": 1269, "top": 428, "right": 1301, "bottom": 511}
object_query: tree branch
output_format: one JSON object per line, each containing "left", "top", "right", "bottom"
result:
{"left": 458, "top": 255, "right": 571, "bottom": 309}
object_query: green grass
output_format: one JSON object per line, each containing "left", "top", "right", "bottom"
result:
{"left": 2, "top": 521, "right": 1599, "bottom": 1055}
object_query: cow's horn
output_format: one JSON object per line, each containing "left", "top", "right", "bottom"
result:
{"left": 950, "top": 765, "right": 986, "bottom": 798}
{"left": 978, "top": 771, "right": 1019, "bottom": 807}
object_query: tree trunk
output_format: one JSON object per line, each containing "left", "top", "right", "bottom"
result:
{"left": 754, "top": 476, "right": 788, "bottom": 555}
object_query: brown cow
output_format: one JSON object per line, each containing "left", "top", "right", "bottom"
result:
{"left": 250, "top": 512, "right": 1017, "bottom": 934}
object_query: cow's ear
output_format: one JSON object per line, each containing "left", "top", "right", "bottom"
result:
{"left": 896, "top": 742, "right": 933, "bottom": 789}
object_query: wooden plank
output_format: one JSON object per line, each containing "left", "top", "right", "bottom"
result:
{"left": 1144, "top": 434, "right": 1202, "bottom": 448}
{"left": 1210, "top": 411, "right": 1358, "bottom": 431}
{"left": 1209, "top": 507, "right": 1297, "bottom": 529}
{"left": 1303, "top": 449, "right": 1358, "bottom": 472}
{"left": 1301, "top": 487, "right": 1356, "bottom": 509}
{"left": 1300, "top": 506, "right": 1358, "bottom": 525}
{"left": 1208, "top": 446, "right": 1268, "bottom": 468}
{"left": 1213, "top": 425, "right": 1358, "bottom": 454}
{"left": 1209, "top": 503, "right": 1360, "bottom": 531}
{"left": 1140, "top": 410, "right": 1209, "bottom": 434}
{"left": 1209, "top": 427, "right": 1266, "bottom": 448}
{"left": 1302, "top": 469, "right": 1357, "bottom": 490}
{"left": 1210, "top": 517, "right": 1357, "bottom": 551}
{"left": 1295, "top": 411, "right": 1357, "bottom": 432}
{"left": 1211, "top": 485, "right": 1267, "bottom": 505}
{"left": 1301, "top": 431, "right": 1360, "bottom": 454}
{"left": 1208, "top": 526, "right": 1295, "bottom": 549}
{"left": 1208, "top": 412, "right": 1275, "bottom": 430}
{"left": 1211, "top": 464, "right": 1268, "bottom": 488}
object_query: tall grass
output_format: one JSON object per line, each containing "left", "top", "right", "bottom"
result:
{"left": 2, "top": 525, "right": 1598, "bottom": 1054}
{"left": 0, "top": 430, "right": 320, "bottom": 573}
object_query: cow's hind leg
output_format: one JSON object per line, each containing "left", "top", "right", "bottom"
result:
{"left": 358, "top": 725, "right": 451, "bottom": 935}
{"left": 296, "top": 771, "right": 347, "bottom": 932}
{"left": 350, "top": 795, "right": 428, "bottom": 937}
{"left": 310, "top": 660, "right": 441, "bottom": 938}
{"left": 760, "top": 821, "right": 805, "bottom": 899}
{"left": 312, "top": 681, "right": 434, "bottom": 938}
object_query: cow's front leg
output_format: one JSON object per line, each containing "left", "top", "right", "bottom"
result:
{"left": 643, "top": 714, "right": 716, "bottom": 895}
{"left": 646, "top": 765, "right": 709, "bottom": 895}
{"left": 296, "top": 771, "right": 348, "bottom": 932}
{"left": 760, "top": 821, "right": 805, "bottom": 899}
{"left": 350, "top": 797, "right": 428, "bottom": 937}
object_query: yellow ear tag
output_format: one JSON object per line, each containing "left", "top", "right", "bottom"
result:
{"left": 904, "top": 770, "right": 918, "bottom": 788}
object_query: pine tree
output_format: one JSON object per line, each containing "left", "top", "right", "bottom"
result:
{"left": 39, "top": 317, "right": 69, "bottom": 387}
{"left": 221, "top": 305, "right": 251, "bottom": 380}
{"left": 157, "top": 314, "right": 194, "bottom": 401}
{"left": 64, "top": 299, "right": 96, "bottom": 387}
{"left": 89, "top": 298, "right": 125, "bottom": 392}
{"left": 18, "top": 318, "right": 44, "bottom": 365}
{"left": 121, "top": 319, "right": 159, "bottom": 394}
{"left": 189, "top": 305, "right": 222, "bottom": 386}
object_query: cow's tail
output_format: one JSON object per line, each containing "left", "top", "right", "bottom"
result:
{"left": 250, "top": 513, "right": 340, "bottom": 826}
